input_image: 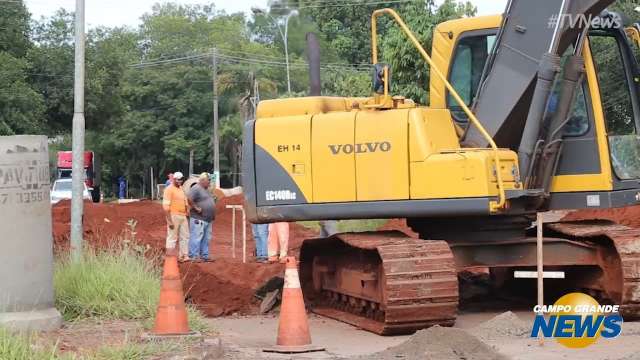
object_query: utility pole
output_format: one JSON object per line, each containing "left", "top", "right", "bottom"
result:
{"left": 189, "top": 149, "right": 194, "bottom": 176}
{"left": 70, "top": 0, "right": 85, "bottom": 261}
{"left": 212, "top": 48, "right": 220, "bottom": 188}
{"left": 150, "top": 167, "right": 154, "bottom": 200}
{"left": 253, "top": 78, "right": 260, "bottom": 117}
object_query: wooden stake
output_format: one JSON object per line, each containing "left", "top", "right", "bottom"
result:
{"left": 537, "top": 212, "right": 544, "bottom": 346}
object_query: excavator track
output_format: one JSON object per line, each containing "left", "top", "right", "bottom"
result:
{"left": 299, "top": 231, "right": 458, "bottom": 335}
{"left": 546, "top": 221, "right": 640, "bottom": 319}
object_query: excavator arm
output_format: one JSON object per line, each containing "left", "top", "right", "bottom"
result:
{"left": 464, "top": 0, "right": 615, "bottom": 191}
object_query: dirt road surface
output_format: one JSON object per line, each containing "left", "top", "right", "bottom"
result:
{"left": 210, "top": 312, "right": 640, "bottom": 360}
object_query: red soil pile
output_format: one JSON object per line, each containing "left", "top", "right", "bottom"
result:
{"left": 180, "top": 259, "right": 284, "bottom": 316}
{"left": 562, "top": 205, "right": 640, "bottom": 228}
{"left": 52, "top": 194, "right": 318, "bottom": 316}
{"left": 52, "top": 200, "right": 166, "bottom": 250}
{"left": 378, "top": 218, "right": 419, "bottom": 238}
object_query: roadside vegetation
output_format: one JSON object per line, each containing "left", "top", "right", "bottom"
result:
{"left": 54, "top": 243, "right": 208, "bottom": 332}
{"left": 23, "top": 227, "right": 208, "bottom": 359}
{"left": 0, "top": 328, "right": 60, "bottom": 360}
{"left": 0, "top": 328, "right": 183, "bottom": 360}
{"left": 0, "top": 242, "right": 209, "bottom": 360}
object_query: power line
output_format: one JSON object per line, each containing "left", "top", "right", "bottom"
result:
{"left": 216, "top": 46, "right": 372, "bottom": 67}
{"left": 129, "top": 49, "right": 372, "bottom": 71}
{"left": 129, "top": 53, "right": 210, "bottom": 68}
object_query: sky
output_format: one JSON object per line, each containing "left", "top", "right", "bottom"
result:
{"left": 23, "top": 0, "right": 509, "bottom": 29}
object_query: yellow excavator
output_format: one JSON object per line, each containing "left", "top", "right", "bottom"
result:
{"left": 242, "top": 0, "right": 640, "bottom": 334}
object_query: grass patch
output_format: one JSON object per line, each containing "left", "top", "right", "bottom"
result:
{"left": 54, "top": 247, "right": 160, "bottom": 321}
{"left": 54, "top": 244, "right": 208, "bottom": 332}
{"left": 92, "top": 341, "right": 180, "bottom": 360}
{"left": 0, "top": 328, "right": 57, "bottom": 360}
{"left": 297, "top": 219, "right": 388, "bottom": 233}
{"left": 0, "top": 328, "right": 181, "bottom": 360}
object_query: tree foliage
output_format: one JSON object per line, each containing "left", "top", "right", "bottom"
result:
{"left": 0, "top": 2, "right": 45, "bottom": 135}
{"left": 19, "top": 0, "right": 635, "bottom": 195}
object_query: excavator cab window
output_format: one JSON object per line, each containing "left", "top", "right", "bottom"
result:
{"left": 590, "top": 30, "right": 640, "bottom": 180}
{"left": 447, "top": 33, "right": 496, "bottom": 122}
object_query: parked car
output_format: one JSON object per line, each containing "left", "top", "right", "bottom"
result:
{"left": 51, "top": 178, "right": 91, "bottom": 204}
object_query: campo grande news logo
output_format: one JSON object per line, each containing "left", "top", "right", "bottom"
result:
{"left": 531, "top": 292, "right": 623, "bottom": 348}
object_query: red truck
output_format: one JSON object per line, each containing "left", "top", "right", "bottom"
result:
{"left": 56, "top": 151, "right": 101, "bottom": 202}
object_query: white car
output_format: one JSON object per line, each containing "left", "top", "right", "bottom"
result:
{"left": 51, "top": 178, "right": 91, "bottom": 204}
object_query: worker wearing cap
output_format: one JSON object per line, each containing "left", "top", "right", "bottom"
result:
{"left": 162, "top": 171, "right": 189, "bottom": 261}
{"left": 187, "top": 172, "right": 216, "bottom": 262}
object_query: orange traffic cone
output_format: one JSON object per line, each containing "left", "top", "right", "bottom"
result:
{"left": 263, "top": 257, "right": 324, "bottom": 354}
{"left": 149, "top": 253, "right": 195, "bottom": 337}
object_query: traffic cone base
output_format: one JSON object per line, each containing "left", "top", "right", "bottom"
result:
{"left": 263, "top": 344, "right": 325, "bottom": 354}
{"left": 263, "top": 257, "right": 324, "bottom": 354}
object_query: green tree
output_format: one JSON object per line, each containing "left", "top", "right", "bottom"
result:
{"left": 108, "top": 3, "right": 284, "bottom": 189}
{"left": 0, "top": 0, "right": 30, "bottom": 57}
{"left": 0, "top": 1, "right": 46, "bottom": 135}
{"left": 286, "top": 0, "right": 409, "bottom": 65}
{"left": 28, "top": 10, "right": 75, "bottom": 133}
{"left": 381, "top": 0, "right": 476, "bottom": 104}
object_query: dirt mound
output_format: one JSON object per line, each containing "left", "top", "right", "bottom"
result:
{"left": 52, "top": 200, "right": 166, "bottom": 250}
{"left": 562, "top": 205, "right": 640, "bottom": 228}
{"left": 359, "top": 326, "right": 507, "bottom": 360}
{"left": 475, "top": 311, "right": 530, "bottom": 340}
{"left": 378, "top": 218, "right": 419, "bottom": 237}
{"left": 180, "top": 259, "right": 284, "bottom": 316}
{"left": 51, "top": 194, "right": 320, "bottom": 317}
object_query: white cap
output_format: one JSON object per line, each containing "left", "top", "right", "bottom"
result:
{"left": 173, "top": 171, "right": 184, "bottom": 180}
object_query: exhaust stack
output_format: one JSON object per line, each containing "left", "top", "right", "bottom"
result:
{"left": 306, "top": 32, "right": 321, "bottom": 96}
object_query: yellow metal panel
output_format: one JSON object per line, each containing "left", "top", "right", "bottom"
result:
{"left": 257, "top": 97, "right": 349, "bottom": 118}
{"left": 430, "top": 15, "right": 502, "bottom": 109}
{"left": 411, "top": 152, "right": 491, "bottom": 199}
{"left": 312, "top": 112, "right": 357, "bottom": 203}
{"left": 409, "top": 108, "right": 459, "bottom": 162}
{"left": 255, "top": 116, "right": 313, "bottom": 202}
{"left": 355, "top": 109, "right": 409, "bottom": 201}
{"left": 550, "top": 40, "right": 613, "bottom": 193}
{"left": 410, "top": 149, "right": 519, "bottom": 199}
{"left": 551, "top": 174, "right": 612, "bottom": 192}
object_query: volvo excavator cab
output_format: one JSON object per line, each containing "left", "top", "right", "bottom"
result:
{"left": 434, "top": 13, "right": 640, "bottom": 207}
{"left": 242, "top": 1, "right": 640, "bottom": 335}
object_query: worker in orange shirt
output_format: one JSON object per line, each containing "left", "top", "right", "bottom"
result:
{"left": 162, "top": 171, "right": 189, "bottom": 261}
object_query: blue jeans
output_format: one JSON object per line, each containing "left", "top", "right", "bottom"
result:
{"left": 189, "top": 218, "right": 211, "bottom": 259}
{"left": 252, "top": 224, "right": 269, "bottom": 259}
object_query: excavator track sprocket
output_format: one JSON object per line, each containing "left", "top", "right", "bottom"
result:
{"left": 299, "top": 231, "right": 458, "bottom": 335}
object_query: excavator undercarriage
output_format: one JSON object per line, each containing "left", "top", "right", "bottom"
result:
{"left": 300, "top": 219, "right": 640, "bottom": 335}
